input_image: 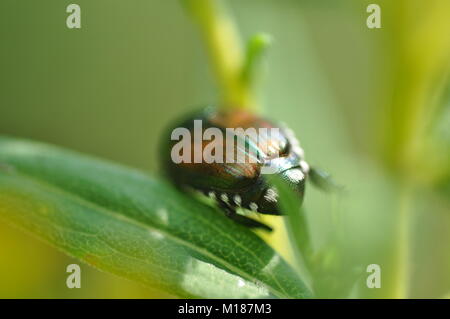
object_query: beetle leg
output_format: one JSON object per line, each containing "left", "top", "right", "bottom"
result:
{"left": 227, "top": 212, "right": 273, "bottom": 232}
{"left": 309, "top": 167, "right": 343, "bottom": 192}
{"left": 218, "top": 201, "right": 273, "bottom": 231}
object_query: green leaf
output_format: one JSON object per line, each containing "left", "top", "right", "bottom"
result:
{"left": 0, "top": 136, "right": 311, "bottom": 299}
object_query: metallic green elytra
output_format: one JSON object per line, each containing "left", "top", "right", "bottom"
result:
{"left": 161, "top": 108, "right": 320, "bottom": 231}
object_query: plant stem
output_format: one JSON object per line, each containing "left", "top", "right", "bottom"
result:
{"left": 183, "top": 0, "right": 256, "bottom": 110}
{"left": 378, "top": 3, "right": 450, "bottom": 297}
{"left": 391, "top": 184, "right": 412, "bottom": 298}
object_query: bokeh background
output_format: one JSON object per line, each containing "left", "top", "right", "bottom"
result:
{"left": 0, "top": 0, "right": 449, "bottom": 298}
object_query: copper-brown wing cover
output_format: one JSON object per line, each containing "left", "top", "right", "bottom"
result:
{"left": 164, "top": 109, "right": 288, "bottom": 192}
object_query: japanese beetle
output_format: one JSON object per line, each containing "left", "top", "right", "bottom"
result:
{"left": 161, "top": 107, "right": 328, "bottom": 231}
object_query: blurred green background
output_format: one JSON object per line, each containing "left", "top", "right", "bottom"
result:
{"left": 0, "top": 0, "right": 449, "bottom": 298}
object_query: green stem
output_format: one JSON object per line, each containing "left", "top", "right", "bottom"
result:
{"left": 183, "top": 0, "right": 256, "bottom": 110}
{"left": 391, "top": 185, "right": 412, "bottom": 298}
{"left": 241, "top": 33, "right": 272, "bottom": 91}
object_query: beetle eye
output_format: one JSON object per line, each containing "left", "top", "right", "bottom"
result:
{"left": 264, "top": 131, "right": 289, "bottom": 159}
{"left": 279, "top": 139, "right": 290, "bottom": 156}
